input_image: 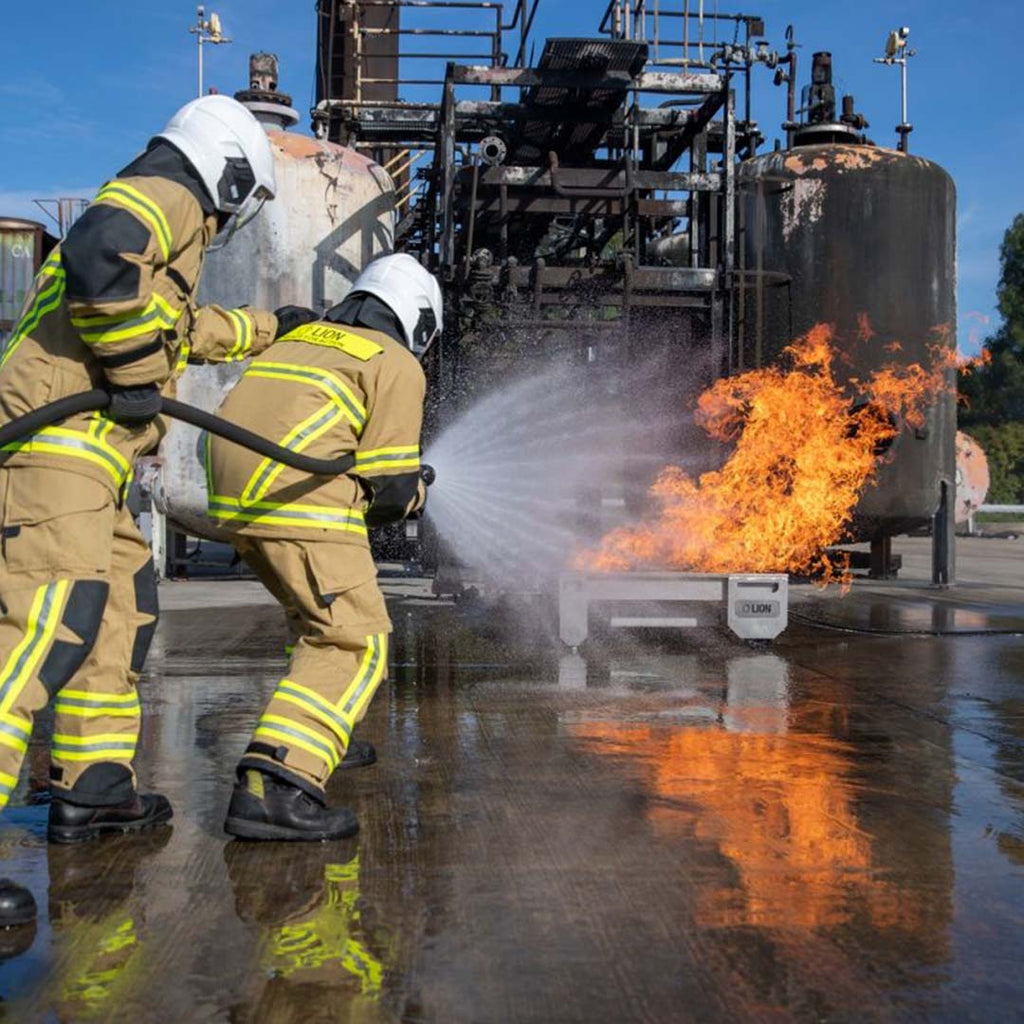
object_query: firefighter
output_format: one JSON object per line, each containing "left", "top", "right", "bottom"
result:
{"left": 0, "top": 94, "right": 294, "bottom": 849}
{"left": 209, "top": 253, "right": 440, "bottom": 841}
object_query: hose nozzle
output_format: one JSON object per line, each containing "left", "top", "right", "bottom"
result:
{"left": 421, "top": 464, "right": 436, "bottom": 487}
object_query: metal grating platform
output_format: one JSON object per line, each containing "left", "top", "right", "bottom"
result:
{"left": 559, "top": 571, "right": 789, "bottom": 646}
{"left": 509, "top": 38, "right": 649, "bottom": 165}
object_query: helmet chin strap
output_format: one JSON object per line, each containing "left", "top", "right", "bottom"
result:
{"left": 205, "top": 194, "right": 267, "bottom": 252}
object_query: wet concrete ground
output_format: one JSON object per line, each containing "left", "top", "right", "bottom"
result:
{"left": 0, "top": 538, "right": 1021, "bottom": 1022}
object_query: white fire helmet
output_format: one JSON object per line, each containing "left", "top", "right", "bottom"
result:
{"left": 156, "top": 95, "right": 276, "bottom": 249}
{"left": 349, "top": 253, "right": 443, "bottom": 355}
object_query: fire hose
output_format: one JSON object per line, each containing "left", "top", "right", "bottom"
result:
{"left": 0, "top": 389, "right": 435, "bottom": 483}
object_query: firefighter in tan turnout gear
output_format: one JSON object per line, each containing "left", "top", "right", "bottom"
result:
{"left": 211, "top": 253, "right": 440, "bottom": 841}
{"left": 0, "top": 95, "right": 292, "bottom": 847}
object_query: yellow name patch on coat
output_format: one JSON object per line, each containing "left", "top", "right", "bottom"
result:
{"left": 280, "top": 323, "right": 384, "bottom": 361}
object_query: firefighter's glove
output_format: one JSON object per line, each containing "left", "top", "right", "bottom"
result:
{"left": 107, "top": 384, "right": 163, "bottom": 427}
{"left": 273, "top": 306, "right": 320, "bottom": 340}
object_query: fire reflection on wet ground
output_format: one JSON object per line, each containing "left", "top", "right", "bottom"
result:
{"left": 0, "top": 582, "right": 1020, "bottom": 1021}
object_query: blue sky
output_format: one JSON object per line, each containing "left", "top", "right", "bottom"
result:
{"left": 0, "top": 0, "right": 1019, "bottom": 352}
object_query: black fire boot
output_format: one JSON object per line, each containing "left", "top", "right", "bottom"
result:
{"left": 0, "top": 879, "right": 36, "bottom": 930}
{"left": 338, "top": 738, "right": 376, "bottom": 770}
{"left": 224, "top": 770, "right": 358, "bottom": 842}
{"left": 47, "top": 763, "right": 173, "bottom": 844}
{"left": 48, "top": 793, "right": 173, "bottom": 844}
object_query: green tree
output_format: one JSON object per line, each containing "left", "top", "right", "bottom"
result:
{"left": 959, "top": 213, "right": 1024, "bottom": 425}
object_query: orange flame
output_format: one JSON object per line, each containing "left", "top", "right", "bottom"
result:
{"left": 571, "top": 720, "right": 946, "bottom": 937}
{"left": 577, "top": 325, "right": 954, "bottom": 580}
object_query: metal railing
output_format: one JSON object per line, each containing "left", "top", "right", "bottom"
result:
{"left": 333, "top": 0, "right": 538, "bottom": 103}
{"left": 600, "top": 0, "right": 757, "bottom": 69}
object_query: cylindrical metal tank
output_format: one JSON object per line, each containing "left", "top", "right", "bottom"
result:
{"left": 157, "top": 55, "right": 396, "bottom": 539}
{"left": 0, "top": 218, "right": 56, "bottom": 348}
{"left": 737, "top": 143, "right": 957, "bottom": 538}
{"left": 954, "top": 431, "right": 990, "bottom": 526}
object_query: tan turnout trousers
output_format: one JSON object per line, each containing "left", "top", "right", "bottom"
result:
{"left": 0, "top": 467, "right": 156, "bottom": 808}
{"left": 234, "top": 537, "right": 391, "bottom": 797}
{"left": 209, "top": 319, "right": 427, "bottom": 799}
{"left": 0, "top": 145, "right": 277, "bottom": 810}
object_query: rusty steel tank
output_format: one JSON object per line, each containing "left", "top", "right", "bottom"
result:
{"left": 156, "top": 54, "right": 396, "bottom": 540}
{"left": 737, "top": 53, "right": 957, "bottom": 557}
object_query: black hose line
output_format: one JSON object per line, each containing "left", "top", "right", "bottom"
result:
{"left": 160, "top": 398, "right": 355, "bottom": 476}
{"left": 0, "top": 389, "right": 111, "bottom": 450}
{"left": 0, "top": 389, "right": 356, "bottom": 477}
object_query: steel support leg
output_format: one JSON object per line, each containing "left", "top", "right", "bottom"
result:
{"left": 932, "top": 478, "right": 956, "bottom": 587}
{"left": 869, "top": 535, "right": 893, "bottom": 579}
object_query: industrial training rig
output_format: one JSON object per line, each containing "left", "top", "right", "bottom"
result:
{"left": 312, "top": 0, "right": 957, "bottom": 622}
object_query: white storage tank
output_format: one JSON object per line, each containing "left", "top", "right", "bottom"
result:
{"left": 156, "top": 54, "right": 396, "bottom": 539}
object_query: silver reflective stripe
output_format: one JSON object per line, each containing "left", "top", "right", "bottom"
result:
{"left": 244, "top": 405, "right": 341, "bottom": 501}
{"left": 0, "top": 720, "right": 30, "bottom": 743}
{"left": 0, "top": 583, "right": 60, "bottom": 705}
{"left": 54, "top": 696, "right": 140, "bottom": 711}
{"left": 9, "top": 433, "right": 127, "bottom": 482}
{"left": 247, "top": 364, "right": 366, "bottom": 428}
{"left": 277, "top": 683, "right": 352, "bottom": 741}
{"left": 342, "top": 636, "right": 384, "bottom": 715}
{"left": 51, "top": 739, "right": 136, "bottom": 753}
{"left": 356, "top": 451, "right": 419, "bottom": 464}
{"left": 257, "top": 719, "right": 336, "bottom": 761}
{"left": 208, "top": 501, "right": 364, "bottom": 527}
{"left": 75, "top": 303, "right": 168, "bottom": 335}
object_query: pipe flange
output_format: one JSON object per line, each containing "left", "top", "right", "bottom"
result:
{"left": 479, "top": 136, "right": 507, "bottom": 167}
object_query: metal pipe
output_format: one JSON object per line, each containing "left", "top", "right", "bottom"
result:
{"left": 463, "top": 157, "right": 481, "bottom": 282}
{"left": 361, "top": 27, "right": 496, "bottom": 37}
{"left": 383, "top": 149, "right": 412, "bottom": 170}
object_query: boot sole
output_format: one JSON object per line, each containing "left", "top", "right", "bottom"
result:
{"left": 337, "top": 748, "right": 376, "bottom": 770}
{"left": 223, "top": 815, "right": 359, "bottom": 842}
{"left": 47, "top": 803, "right": 174, "bottom": 845}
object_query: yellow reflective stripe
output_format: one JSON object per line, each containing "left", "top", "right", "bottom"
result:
{"left": 244, "top": 362, "right": 367, "bottom": 431}
{"left": 325, "top": 860, "right": 359, "bottom": 884}
{"left": 0, "top": 261, "right": 66, "bottom": 370}
{"left": 175, "top": 336, "right": 192, "bottom": 373}
{"left": 71, "top": 292, "right": 181, "bottom": 343}
{"left": 240, "top": 401, "right": 345, "bottom": 505}
{"left": 0, "top": 733, "right": 27, "bottom": 755}
{"left": 2, "top": 425, "right": 130, "bottom": 486}
{"left": 204, "top": 430, "right": 214, "bottom": 493}
{"left": 51, "top": 732, "right": 137, "bottom": 746}
{"left": 271, "top": 680, "right": 352, "bottom": 744}
{"left": 255, "top": 714, "right": 340, "bottom": 768}
{"left": 208, "top": 495, "right": 367, "bottom": 535}
{"left": 100, "top": 919, "right": 138, "bottom": 955}
{"left": 0, "top": 767, "right": 17, "bottom": 807}
{"left": 0, "top": 712, "right": 30, "bottom": 737}
{"left": 57, "top": 688, "right": 139, "bottom": 703}
{"left": 355, "top": 446, "right": 420, "bottom": 474}
{"left": 51, "top": 731, "right": 137, "bottom": 761}
{"left": 95, "top": 182, "right": 172, "bottom": 260}
{"left": 209, "top": 496, "right": 365, "bottom": 519}
{"left": 0, "top": 581, "right": 69, "bottom": 715}
{"left": 343, "top": 937, "right": 384, "bottom": 991}
{"left": 340, "top": 634, "right": 387, "bottom": 720}
{"left": 226, "top": 309, "right": 252, "bottom": 361}
{"left": 53, "top": 707, "right": 140, "bottom": 720}
{"left": 357, "top": 446, "right": 419, "bottom": 459}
